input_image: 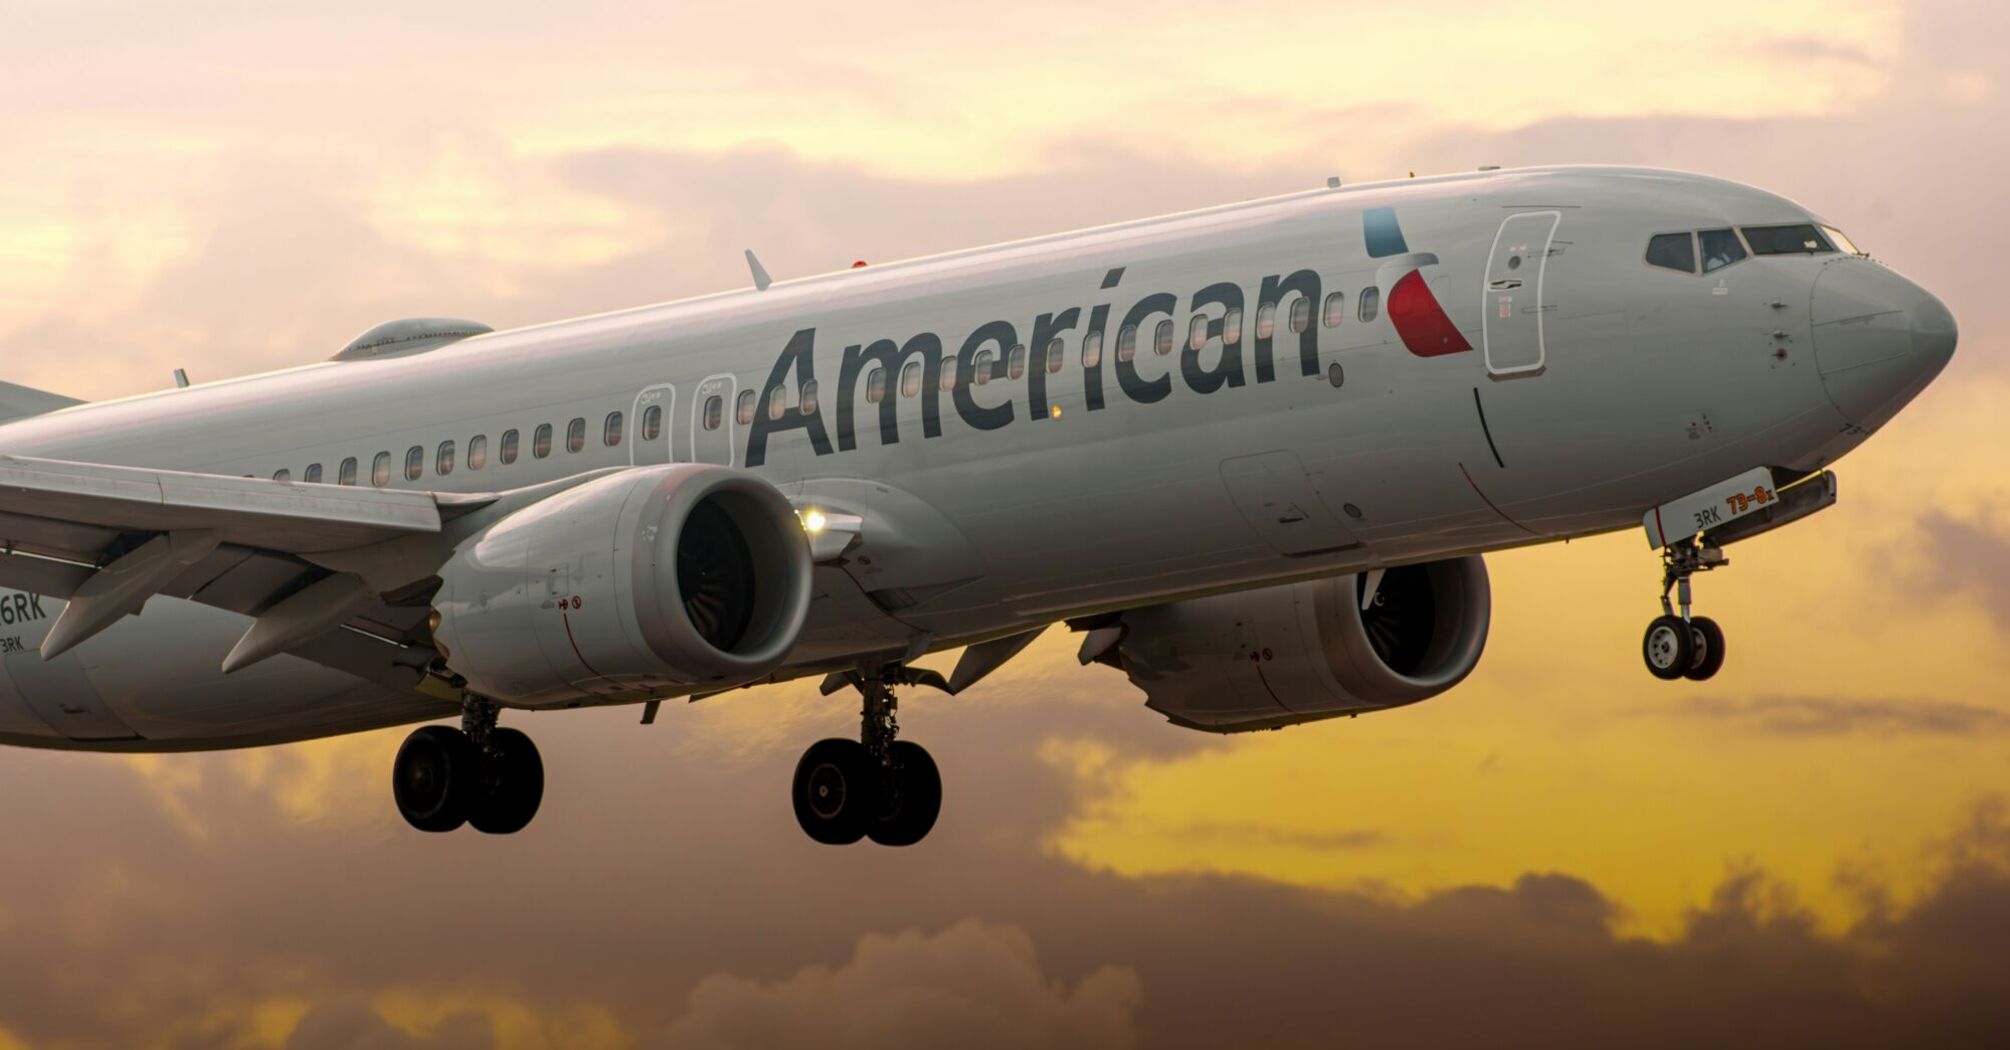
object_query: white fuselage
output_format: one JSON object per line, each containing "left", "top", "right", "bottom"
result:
{"left": 0, "top": 166, "right": 1951, "bottom": 750}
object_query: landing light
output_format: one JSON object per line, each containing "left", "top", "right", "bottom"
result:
{"left": 801, "top": 510, "right": 828, "bottom": 534}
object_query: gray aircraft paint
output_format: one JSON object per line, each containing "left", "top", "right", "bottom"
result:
{"left": 0, "top": 166, "right": 1953, "bottom": 748}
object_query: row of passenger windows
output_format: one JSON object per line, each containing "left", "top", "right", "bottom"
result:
{"left": 277, "top": 287, "right": 1386, "bottom": 473}
{"left": 273, "top": 408, "right": 662, "bottom": 486}
{"left": 1645, "top": 223, "right": 1860, "bottom": 275}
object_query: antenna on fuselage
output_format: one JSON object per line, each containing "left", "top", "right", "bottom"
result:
{"left": 745, "top": 249, "right": 773, "bottom": 292}
{"left": 172, "top": 368, "right": 190, "bottom": 388}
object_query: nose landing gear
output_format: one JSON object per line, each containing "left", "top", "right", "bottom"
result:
{"left": 1642, "top": 542, "right": 1728, "bottom": 682}
{"left": 391, "top": 694, "right": 544, "bottom": 834}
{"left": 790, "top": 666, "right": 943, "bottom": 847}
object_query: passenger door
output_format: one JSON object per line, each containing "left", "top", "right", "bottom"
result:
{"left": 1482, "top": 211, "right": 1561, "bottom": 377}
{"left": 692, "top": 374, "right": 737, "bottom": 466}
{"left": 630, "top": 384, "right": 675, "bottom": 466}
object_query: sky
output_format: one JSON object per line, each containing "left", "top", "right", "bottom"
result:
{"left": 2, "top": 0, "right": 2009, "bottom": 1046}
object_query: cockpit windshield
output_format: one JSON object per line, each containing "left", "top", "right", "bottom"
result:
{"left": 1822, "top": 225, "right": 1863, "bottom": 255}
{"left": 1741, "top": 223, "right": 1835, "bottom": 256}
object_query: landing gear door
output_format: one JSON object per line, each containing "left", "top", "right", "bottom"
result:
{"left": 631, "top": 384, "right": 675, "bottom": 466}
{"left": 692, "top": 375, "right": 736, "bottom": 466}
{"left": 1482, "top": 211, "right": 1561, "bottom": 377}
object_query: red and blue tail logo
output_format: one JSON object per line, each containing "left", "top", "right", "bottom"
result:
{"left": 1364, "top": 207, "right": 1472, "bottom": 358}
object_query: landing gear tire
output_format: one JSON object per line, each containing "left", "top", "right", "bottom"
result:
{"left": 1642, "top": 615, "right": 1695, "bottom": 681}
{"left": 469, "top": 727, "right": 544, "bottom": 835}
{"left": 393, "top": 725, "right": 481, "bottom": 832}
{"left": 1683, "top": 616, "right": 1726, "bottom": 682}
{"left": 793, "top": 738, "right": 877, "bottom": 845}
{"left": 867, "top": 740, "right": 941, "bottom": 848}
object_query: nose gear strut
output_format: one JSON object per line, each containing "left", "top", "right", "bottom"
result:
{"left": 1642, "top": 540, "right": 1727, "bottom": 682}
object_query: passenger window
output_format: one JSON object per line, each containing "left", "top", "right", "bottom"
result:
{"left": 304, "top": 463, "right": 322, "bottom": 484}
{"left": 767, "top": 386, "right": 786, "bottom": 421}
{"left": 1288, "top": 297, "right": 1311, "bottom": 334}
{"left": 1046, "top": 337, "right": 1066, "bottom": 373}
{"left": 272, "top": 468, "right": 291, "bottom": 482}
{"left": 1323, "top": 292, "right": 1346, "bottom": 328}
{"left": 500, "top": 430, "right": 519, "bottom": 465}
{"left": 735, "top": 389, "right": 755, "bottom": 425}
{"left": 566, "top": 418, "right": 586, "bottom": 453}
{"left": 1645, "top": 232, "right": 1697, "bottom": 273}
{"left": 371, "top": 452, "right": 391, "bottom": 487}
{"left": 1741, "top": 224, "right": 1834, "bottom": 255}
{"left": 436, "top": 440, "right": 455, "bottom": 475}
{"left": 604, "top": 411, "right": 623, "bottom": 447}
{"left": 1082, "top": 330, "right": 1103, "bottom": 368}
{"left": 641, "top": 405, "right": 662, "bottom": 442}
{"left": 939, "top": 359, "right": 956, "bottom": 392}
{"left": 339, "top": 457, "right": 358, "bottom": 486}
{"left": 1153, "top": 319, "right": 1174, "bottom": 356}
{"left": 866, "top": 368, "right": 886, "bottom": 404}
{"left": 1116, "top": 325, "right": 1137, "bottom": 362}
{"left": 1255, "top": 302, "right": 1277, "bottom": 340}
{"left": 1699, "top": 228, "right": 1747, "bottom": 272}
{"left": 1189, "top": 314, "right": 1209, "bottom": 352}
{"left": 468, "top": 435, "right": 487, "bottom": 470}
{"left": 405, "top": 446, "right": 424, "bottom": 481}
{"left": 533, "top": 424, "right": 553, "bottom": 458}
{"left": 1007, "top": 344, "right": 1026, "bottom": 380}
{"left": 800, "top": 380, "right": 819, "bottom": 415}
{"left": 704, "top": 396, "right": 723, "bottom": 431}
{"left": 900, "top": 361, "right": 921, "bottom": 398}
{"left": 1358, "top": 287, "right": 1380, "bottom": 323}
{"left": 1223, "top": 308, "right": 1243, "bottom": 346}
{"left": 973, "top": 349, "right": 994, "bottom": 386}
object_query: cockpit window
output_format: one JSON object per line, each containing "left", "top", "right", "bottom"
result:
{"left": 1822, "top": 225, "right": 1862, "bottom": 256}
{"left": 1741, "top": 224, "right": 1834, "bottom": 256}
{"left": 1646, "top": 232, "right": 1696, "bottom": 273}
{"left": 1699, "top": 228, "right": 1747, "bottom": 273}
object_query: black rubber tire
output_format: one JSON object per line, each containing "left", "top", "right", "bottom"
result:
{"left": 1684, "top": 616, "right": 1726, "bottom": 682}
{"left": 867, "top": 741, "right": 942, "bottom": 848}
{"left": 792, "top": 738, "right": 876, "bottom": 845}
{"left": 469, "top": 727, "right": 545, "bottom": 835}
{"left": 1642, "top": 615, "right": 1694, "bottom": 681}
{"left": 393, "top": 725, "right": 480, "bottom": 833}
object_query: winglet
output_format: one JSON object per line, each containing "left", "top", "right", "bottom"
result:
{"left": 745, "top": 249, "right": 772, "bottom": 292}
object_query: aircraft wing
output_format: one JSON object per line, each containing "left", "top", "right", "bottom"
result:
{"left": 0, "top": 454, "right": 495, "bottom": 693}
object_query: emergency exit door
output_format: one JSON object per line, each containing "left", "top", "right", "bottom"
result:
{"left": 1482, "top": 211, "right": 1561, "bottom": 377}
{"left": 692, "top": 374, "right": 737, "bottom": 466}
{"left": 630, "top": 383, "right": 675, "bottom": 465}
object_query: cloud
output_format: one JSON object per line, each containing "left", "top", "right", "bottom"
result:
{"left": 286, "top": 998, "right": 494, "bottom": 1050}
{"left": 1915, "top": 512, "right": 2010, "bottom": 629}
{"left": 1668, "top": 694, "right": 2010, "bottom": 736}
{"left": 655, "top": 921, "right": 1141, "bottom": 1050}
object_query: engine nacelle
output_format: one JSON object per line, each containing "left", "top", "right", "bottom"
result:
{"left": 432, "top": 465, "right": 813, "bottom": 707}
{"left": 1108, "top": 556, "right": 1491, "bottom": 732}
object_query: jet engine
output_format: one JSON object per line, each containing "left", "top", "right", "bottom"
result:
{"left": 430, "top": 465, "right": 813, "bottom": 707}
{"left": 1099, "top": 556, "right": 1490, "bottom": 732}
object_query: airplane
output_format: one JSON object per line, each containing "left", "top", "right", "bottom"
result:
{"left": 0, "top": 165, "right": 1955, "bottom": 846}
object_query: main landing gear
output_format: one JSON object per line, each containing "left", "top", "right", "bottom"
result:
{"left": 1641, "top": 542, "right": 1728, "bottom": 682}
{"left": 791, "top": 666, "right": 943, "bottom": 847}
{"left": 392, "top": 694, "right": 544, "bottom": 834}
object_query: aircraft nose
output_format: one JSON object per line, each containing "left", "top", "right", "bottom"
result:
{"left": 1810, "top": 260, "right": 1958, "bottom": 431}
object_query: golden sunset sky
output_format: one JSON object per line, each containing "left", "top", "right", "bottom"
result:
{"left": 2, "top": 1, "right": 2008, "bottom": 1047}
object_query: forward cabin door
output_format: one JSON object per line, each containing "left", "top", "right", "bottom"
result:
{"left": 1482, "top": 211, "right": 1561, "bottom": 377}
{"left": 630, "top": 384, "right": 675, "bottom": 466}
{"left": 692, "top": 374, "right": 737, "bottom": 466}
